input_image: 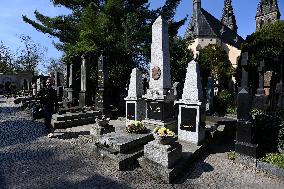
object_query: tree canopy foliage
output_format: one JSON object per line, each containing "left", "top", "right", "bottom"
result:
{"left": 0, "top": 41, "right": 14, "bottom": 74}
{"left": 197, "top": 44, "right": 233, "bottom": 90}
{"left": 23, "top": 0, "right": 187, "bottom": 91}
{"left": 0, "top": 36, "right": 46, "bottom": 74}
{"left": 170, "top": 36, "right": 193, "bottom": 83}
{"left": 242, "top": 20, "right": 284, "bottom": 68}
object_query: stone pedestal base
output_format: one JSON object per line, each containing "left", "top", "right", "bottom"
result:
{"left": 235, "top": 142, "right": 258, "bottom": 158}
{"left": 79, "top": 91, "right": 86, "bottom": 108}
{"left": 235, "top": 121, "right": 258, "bottom": 158}
{"left": 139, "top": 140, "right": 182, "bottom": 183}
{"left": 65, "top": 88, "right": 73, "bottom": 101}
{"left": 144, "top": 140, "right": 182, "bottom": 168}
{"left": 125, "top": 99, "right": 146, "bottom": 126}
{"left": 253, "top": 94, "right": 268, "bottom": 111}
{"left": 176, "top": 103, "right": 206, "bottom": 145}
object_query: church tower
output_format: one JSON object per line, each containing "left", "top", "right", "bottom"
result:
{"left": 221, "top": 0, "right": 238, "bottom": 33}
{"left": 256, "top": 0, "right": 281, "bottom": 30}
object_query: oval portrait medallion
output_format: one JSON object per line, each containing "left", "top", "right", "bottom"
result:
{"left": 152, "top": 66, "right": 161, "bottom": 80}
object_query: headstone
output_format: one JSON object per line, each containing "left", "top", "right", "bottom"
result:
{"left": 64, "top": 64, "right": 74, "bottom": 102}
{"left": 264, "top": 71, "right": 273, "bottom": 95}
{"left": 239, "top": 52, "right": 248, "bottom": 91}
{"left": 235, "top": 62, "right": 258, "bottom": 158}
{"left": 32, "top": 83, "right": 37, "bottom": 97}
{"left": 125, "top": 68, "right": 146, "bottom": 126}
{"left": 54, "top": 71, "right": 64, "bottom": 101}
{"left": 142, "top": 16, "right": 176, "bottom": 131}
{"left": 275, "top": 54, "right": 284, "bottom": 109}
{"left": 95, "top": 53, "right": 110, "bottom": 115}
{"left": 206, "top": 77, "right": 214, "bottom": 112}
{"left": 79, "top": 55, "right": 87, "bottom": 107}
{"left": 254, "top": 60, "right": 268, "bottom": 111}
{"left": 237, "top": 88, "right": 250, "bottom": 121}
{"left": 36, "top": 78, "right": 41, "bottom": 93}
{"left": 175, "top": 60, "right": 205, "bottom": 145}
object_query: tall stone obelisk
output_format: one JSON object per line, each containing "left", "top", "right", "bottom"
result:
{"left": 142, "top": 16, "right": 176, "bottom": 130}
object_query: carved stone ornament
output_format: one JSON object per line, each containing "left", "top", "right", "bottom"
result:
{"left": 152, "top": 66, "right": 161, "bottom": 80}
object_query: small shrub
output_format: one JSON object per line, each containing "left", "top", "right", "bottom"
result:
{"left": 213, "top": 90, "right": 235, "bottom": 114}
{"left": 227, "top": 151, "right": 236, "bottom": 161}
{"left": 253, "top": 111, "right": 283, "bottom": 153}
{"left": 260, "top": 153, "right": 284, "bottom": 169}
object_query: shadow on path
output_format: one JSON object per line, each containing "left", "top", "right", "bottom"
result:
{"left": 0, "top": 119, "right": 47, "bottom": 148}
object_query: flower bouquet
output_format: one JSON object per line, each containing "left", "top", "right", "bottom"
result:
{"left": 126, "top": 121, "right": 147, "bottom": 134}
{"left": 153, "top": 127, "right": 175, "bottom": 145}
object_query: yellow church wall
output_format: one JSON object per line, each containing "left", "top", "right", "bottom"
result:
{"left": 188, "top": 37, "right": 241, "bottom": 68}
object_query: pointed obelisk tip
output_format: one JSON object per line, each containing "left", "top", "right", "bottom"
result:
{"left": 154, "top": 15, "right": 164, "bottom": 24}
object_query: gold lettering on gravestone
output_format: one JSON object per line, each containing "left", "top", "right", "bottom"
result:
{"left": 152, "top": 66, "right": 161, "bottom": 80}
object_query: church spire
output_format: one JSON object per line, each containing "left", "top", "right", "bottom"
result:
{"left": 221, "top": 0, "right": 238, "bottom": 33}
{"left": 256, "top": 0, "right": 281, "bottom": 30}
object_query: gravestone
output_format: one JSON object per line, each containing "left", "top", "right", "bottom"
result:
{"left": 264, "top": 71, "right": 273, "bottom": 95}
{"left": 235, "top": 53, "right": 258, "bottom": 159}
{"left": 238, "top": 52, "right": 249, "bottom": 92}
{"left": 175, "top": 60, "right": 205, "bottom": 145}
{"left": 64, "top": 63, "right": 74, "bottom": 102}
{"left": 206, "top": 77, "right": 214, "bottom": 113}
{"left": 32, "top": 83, "right": 37, "bottom": 97}
{"left": 254, "top": 60, "right": 268, "bottom": 111}
{"left": 275, "top": 54, "right": 284, "bottom": 109}
{"left": 36, "top": 78, "right": 42, "bottom": 93}
{"left": 79, "top": 55, "right": 87, "bottom": 107}
{"left": 125, "top": 68, "right": 146, "bottom": 126}
{"left": 95, "top": 53, "right": 110, "bottom": 115}
{"left": 54, "top": 71, "right": 64, "bottom": 101}
{"left": 142, "top": 16, "right": 176, "bottom": 130}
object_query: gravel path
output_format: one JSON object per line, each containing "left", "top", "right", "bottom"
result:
{"left": 0, "top": 96, "right": 283, "bottom": 189}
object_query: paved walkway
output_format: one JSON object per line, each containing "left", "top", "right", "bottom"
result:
{"left": 0, "top": 96, "right": 283, "bottom": 189}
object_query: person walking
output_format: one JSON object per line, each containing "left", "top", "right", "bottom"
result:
{"left": 38, "top": 78, "right": 58, "bottom": 138}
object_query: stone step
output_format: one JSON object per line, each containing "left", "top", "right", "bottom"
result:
{"left": 51, "top": 117, "right": 97, "bottom": 129}
{"left": 52, "top": 111, "right": 100, "bottom": 121}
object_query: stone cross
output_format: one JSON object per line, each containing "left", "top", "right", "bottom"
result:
{"left": 241, "top": 52, "right": 248, "bottom": 88}
{"left": 257, "top": 60, "right": 265, "bottom": 95}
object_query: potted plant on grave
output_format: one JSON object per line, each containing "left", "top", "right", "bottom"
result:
{"left": 126, "top": 121, "right": 147, "bottom": 134}
{"left": 153, "top": 127, "right": 175, "bottom": 145}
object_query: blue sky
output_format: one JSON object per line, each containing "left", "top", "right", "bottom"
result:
{"left": 0, "top": 0, "right": 283, "bottom": 66}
